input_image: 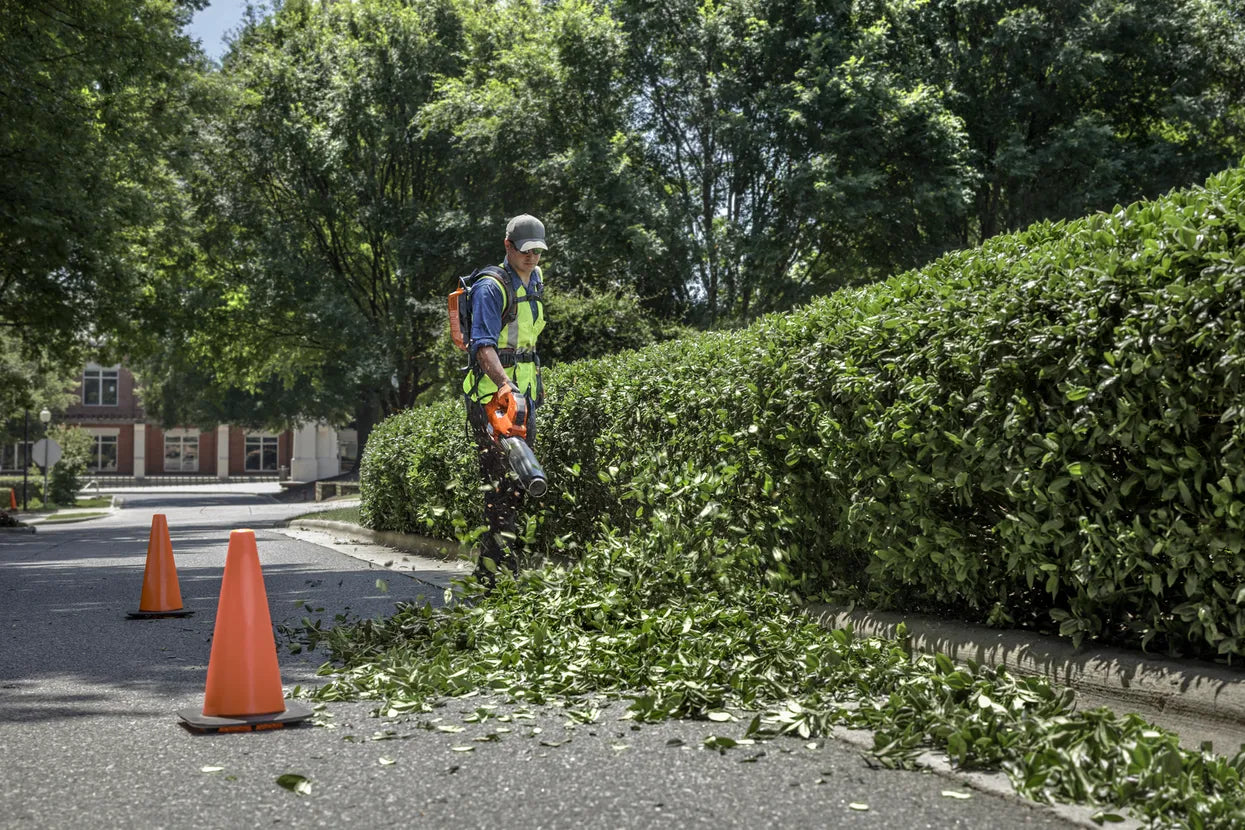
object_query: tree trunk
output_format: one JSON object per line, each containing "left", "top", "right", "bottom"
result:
{"left": 353, "top": 389, "right": 382, "bottom": 471}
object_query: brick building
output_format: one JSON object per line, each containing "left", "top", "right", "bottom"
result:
{"left": 2, "top": 363, "right": 352, "bottom": 482}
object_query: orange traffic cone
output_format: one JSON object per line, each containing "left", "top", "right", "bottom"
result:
{"left": 127, "top": 514, "right": 193, "bottom": 619}
{"left": 8, "top": 488, "right": 16, "bottom": 510}
{"left": 177, "top": 529, "right": 312, "bottom": 733}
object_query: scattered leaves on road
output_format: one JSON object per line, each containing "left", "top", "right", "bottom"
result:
{"left": 276, "top": 774, "right": 312, "bottom": 796}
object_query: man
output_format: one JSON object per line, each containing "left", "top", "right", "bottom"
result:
{"left": 462, "top": 214, "right": 547, "bottom": 583}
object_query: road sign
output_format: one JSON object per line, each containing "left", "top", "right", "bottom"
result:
{"left": 32, "top": 438, "right": 62, "bottom": 469}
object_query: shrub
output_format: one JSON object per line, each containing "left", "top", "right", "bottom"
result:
{"left": 539, "top": 287, "right": 690, "bottom": 369}
{"left": 0, "top": 474, "right": 44, "bottom": 509}
{"left": 47, "top": 426, "right": 91, "bottom": 506}
{"left": 362, "top": 166, "right": 1245, "bottom": 660}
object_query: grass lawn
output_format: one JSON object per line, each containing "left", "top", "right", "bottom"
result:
{"left": 11, "top": 495, "right": 113, "bottom": 513}
{"left": 42, "top": 511, "right": 110, "bottom": 523}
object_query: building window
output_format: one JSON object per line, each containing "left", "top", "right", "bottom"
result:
{"left": 164, "top": 432, "right": 199, "bottom": 473}
{"left": 2, "top": 442, "right": 31, "bottom": 471}
{"left": 245, "top": 434, "right": 279, "bottom": 472}
{"left": 89, "top": 435, "right": 119, "bottom": 472}
{"left": 83, "top": 366, "right": 119, "bottom": 406}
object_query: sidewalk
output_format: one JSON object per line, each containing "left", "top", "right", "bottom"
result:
{"left": 84, "top": 481, "right": 287, "bottom": 495}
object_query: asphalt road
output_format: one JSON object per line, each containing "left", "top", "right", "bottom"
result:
{"left": 0, "top": 490, "right": 1087, "bottom": 829}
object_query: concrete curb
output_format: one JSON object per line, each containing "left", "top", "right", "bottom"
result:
{"left": 20, "top": 494, "right": 119, "bottom": 526}
{"left": 809, "top": 604, "right": 1245, "bottom": 752}
{"left": 286, "top": 519, "right": 469, "bottom": 562}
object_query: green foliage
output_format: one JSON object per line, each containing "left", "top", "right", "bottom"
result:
{"left": 0, "top": 331, "right": 79, "bottom": 444}
{"left": 0, "top": 0, "right": 207, "bottom": 367}
{"left": 900, "top": 0, "right": 1245, "bottom": 242}
{"left": 1, "top": 475, "right": 44, "bottom": 509}
{"left": 539, "top": 288, "right": 690, "bottom": 369}
{"left": 134, "top": 0, "right": 469, "bottom": 438}
{"left": 423, "top": 0, "right": 675, "bottom": 312}
{"left": 47, "top": 426, "right": 92, "bottom": 506}
{"left": 122, "top": 0, "right": 1245, "bottom": 439}
{"left": 139, "top": 0, "right": 663, "bottom": 439}
{"left": 310, "top": 506, "right": 1245, "bottom": 827}
{"left": 613, "top": 0, "right": 975, "bottom": 322}
{"left": 363, "top": 166, "right": 1245, "bottom": 660}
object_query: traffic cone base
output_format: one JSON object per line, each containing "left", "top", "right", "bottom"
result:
{"left": 177, "top": 700, "right": 313, "bottom": 733}
{"left": 127, "top": 608, "right": 195, "bottom": 619}
{"left": 132, "top": 514, "right": 189, "bottom": 617}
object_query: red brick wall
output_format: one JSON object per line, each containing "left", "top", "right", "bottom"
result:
{"left": 74, "top": 424, "right": 134, "bottom": 475}
{"left": 229, "top": 428, "right": 245, "bottom": 475}
{"left": 116, "top": 426, "right": 134, "bottom": 475}
{"left": 63, "top": 366, "right": 145, "bottom": 422}
{"left": 58, "top": 362, "right": 301, "bottom": 478}
{"left": 146, "top": 426, "right": 164, "bottom": 475}
{"left": 225, "top": 428, "right": 291, "bottom": 475}
{"left": 199, "top": 429, "right": 217, "bottom": 476}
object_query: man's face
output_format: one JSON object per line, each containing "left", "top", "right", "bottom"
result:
{"left": 507, "top": 240, "right": 543, "bottom": 271}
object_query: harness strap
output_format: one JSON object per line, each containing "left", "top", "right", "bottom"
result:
{"left": 497, "top": 349, "right": 539, "bottom": 367}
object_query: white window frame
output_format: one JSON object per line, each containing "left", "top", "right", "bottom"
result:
{"left": 244, "top": 433, "right": 280, "bottom": 472}
{"left": 163, "top": 428, "right": 200, "bottom": 473}
{"left": 83, "top": 363, "right": 120, "bottom": 407}
{"left": 2, "top": 442, "right": 32, "bottom": 471}
{"left": 84, "top": 428, "right": 120, "bottom": 472}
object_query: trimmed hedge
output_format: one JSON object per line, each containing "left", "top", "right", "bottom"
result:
{"left": 362, "top": 166, "right": 1245, "bottom": 660}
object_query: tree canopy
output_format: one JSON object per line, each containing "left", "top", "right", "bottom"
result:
{"left": 0, "top": 0, "right": 206, "bottom": 408}
{"left": 6, "top": 0, "right": 1242, "bottom": 443}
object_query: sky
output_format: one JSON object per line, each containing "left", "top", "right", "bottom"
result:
{"left": 186, "top": 0, "right": 256, "bottom": 61}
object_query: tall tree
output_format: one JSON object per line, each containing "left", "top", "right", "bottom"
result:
{"left": 614, "top": 0, "right": 973, "bottom": 324}
{"left": 138, "top": 0, "right": 470, "bottom": 446}
{"left": 0, "top": 331, "right": 79, "bottom": 447}
{"left": 0, "top": 0, "right": 206, "bottom": 398}
{"left": 903, "top": 0, "right": 1245, "bottom": 242}
{"left": 139, "top": 0, "right": 674, "bottom": 444}
{"left": 423, "top": 0, "right": 688, "bottom": 316}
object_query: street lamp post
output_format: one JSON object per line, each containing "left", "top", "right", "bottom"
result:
{"left": 21, "top": 408, "right": 29, "bottom": 510}
{"left": 39, "top": 407, "right": 51, "bottom": 507}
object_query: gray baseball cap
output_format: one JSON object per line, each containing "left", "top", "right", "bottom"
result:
{"left": 506, "top": 214, "right": 547, "bottom": 252}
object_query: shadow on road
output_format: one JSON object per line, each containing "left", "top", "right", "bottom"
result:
{"left": 0, "top": 534, "right": 447, "bottom": 722}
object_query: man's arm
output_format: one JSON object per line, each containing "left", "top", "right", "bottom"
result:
{"left": 467, "top": 277, "right": 513, "bottom": 393}
{"left": 474, "top": 345, "right": 513, "bottom": 392}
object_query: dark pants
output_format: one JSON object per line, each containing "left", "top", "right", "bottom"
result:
{"left": 466, "top": 398, "right": 537, "bottom": 582}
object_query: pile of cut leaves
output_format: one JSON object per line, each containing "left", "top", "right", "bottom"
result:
{"left": 304, "top": 514, "right": 1245, "bottom": 827}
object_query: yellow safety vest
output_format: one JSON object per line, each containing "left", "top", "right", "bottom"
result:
{"left": 462, "top": 266, "right": 545, "bottom": 404}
